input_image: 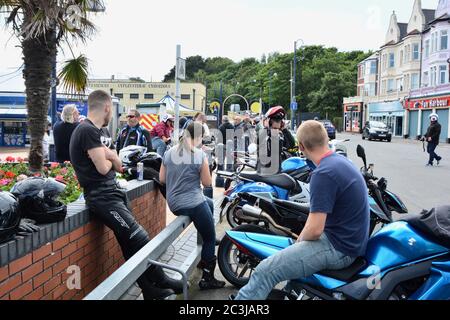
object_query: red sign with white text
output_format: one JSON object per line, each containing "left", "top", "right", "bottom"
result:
{"left": 404, "top": 96, "right": 450, "bottom": 110}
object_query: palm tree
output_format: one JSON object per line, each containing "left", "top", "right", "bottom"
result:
{"left": 0, "top": 0, "right": 104, "bottom": 172}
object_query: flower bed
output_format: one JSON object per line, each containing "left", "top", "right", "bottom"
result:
{"left": 0, "top": 157, "right": 82, "bottom": 204}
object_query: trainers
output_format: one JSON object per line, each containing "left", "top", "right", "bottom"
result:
{"left": 426, "top": 163, "right": 433, "bottom": 167}
{"left": 437, "top": 158, "right": 442, "bottom": 166}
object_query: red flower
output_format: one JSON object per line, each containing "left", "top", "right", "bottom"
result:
{"left": 5, "top": 156, "right": 15, "bottom": 162}
{"left": 50, "top": 162, "right": 59, "bottom": 169}
{"left": 5, "top": 171, "right": 15, "bottom": 179}
{"left": 55, "top": 175, "right": 65, "bottom": 183}
{"left": 17, "top": 157, "right": 24, "bottom": 163}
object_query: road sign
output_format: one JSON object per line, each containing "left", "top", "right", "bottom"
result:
{"left": 177, "top": 58, "right": 186, "bottom": 80}
{"left": 250, "top": 102, "right": 262, "bottom": 114}
{"left": 290, "top": 102, "right": 298, "bottom": 111}
{"left": 210, "top": 101, "right": 221, "bottom": 113}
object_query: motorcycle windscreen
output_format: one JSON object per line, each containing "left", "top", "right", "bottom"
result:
{"left": 384, "top": 190, "right": 408, "bottom": 214}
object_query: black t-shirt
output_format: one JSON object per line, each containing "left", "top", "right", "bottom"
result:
{"left": 53, "top": 121, "right": 79, "bottom": 163}
{"left": 69, "top": 119, "right": 116, "bottom": 189}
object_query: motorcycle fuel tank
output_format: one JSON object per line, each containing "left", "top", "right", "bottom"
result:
{"left": 360, "top": 221, "right": 449, "bottom": 276}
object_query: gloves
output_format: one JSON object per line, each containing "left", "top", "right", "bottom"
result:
{"left": 16, "top": 219, "right": 40, "bottom": 237}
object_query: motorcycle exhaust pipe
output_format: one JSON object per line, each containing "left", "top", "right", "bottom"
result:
{"left": 242, "top": 205, "right": 299, "bottom": 239}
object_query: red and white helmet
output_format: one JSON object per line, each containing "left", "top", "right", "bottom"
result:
{"left": 265, "top": 106, "right": 286, "bottom": 121}
{"left": 162, "top": 114, "right": 175, "bottom": 123}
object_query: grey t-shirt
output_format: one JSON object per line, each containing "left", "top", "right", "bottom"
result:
{"left": 163, "top": 146, "right": 207, "bottom": 212}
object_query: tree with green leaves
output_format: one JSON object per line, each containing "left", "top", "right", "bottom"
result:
{"left": 0, "top": 0, "right": 104, "bottom": 172}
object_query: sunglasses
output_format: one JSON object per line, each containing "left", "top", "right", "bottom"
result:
{"left": 127, "top": 115, "right": 136, "bottom": 119}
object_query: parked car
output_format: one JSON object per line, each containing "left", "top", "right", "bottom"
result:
{"left": 362, "top": 121, "right": 392, "bottom": 142}
{"left": 319, "top": 120, "right": 336, "bottom": 140}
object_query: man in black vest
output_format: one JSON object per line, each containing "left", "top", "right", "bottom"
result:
{"left": 116, "top": 110, "right": 152, "bottom": 154}
{"left": 69, "top": 90, "right": 183, "bottom": 300}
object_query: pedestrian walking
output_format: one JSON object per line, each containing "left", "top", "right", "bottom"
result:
{"left": 423, "top": 113, "right": 442, "bottom": 167}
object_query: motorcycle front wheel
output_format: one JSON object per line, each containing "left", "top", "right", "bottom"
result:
{"left": 218, "top": 224, "right": 276, "bottom": 288}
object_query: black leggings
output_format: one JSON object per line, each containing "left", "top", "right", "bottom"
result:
{"left": 85, "top": 186, "right": 166, "bottom": 295}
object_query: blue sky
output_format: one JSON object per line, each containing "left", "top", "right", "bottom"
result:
{"left": 0, "top": 0, "right": 440, "bottom": 91}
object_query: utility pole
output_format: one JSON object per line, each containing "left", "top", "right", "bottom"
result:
{"left": 174, "top": 45, "right": 181, "bottom": 142}
{"left": 292, "top": 39, "right": 304, "bottom": 130}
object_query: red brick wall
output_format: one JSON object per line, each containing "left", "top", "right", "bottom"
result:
{"left": 0, "top": 189, "right": 166, "bottom": 300}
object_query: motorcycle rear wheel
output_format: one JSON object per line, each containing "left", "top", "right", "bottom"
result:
{"left": 218, "top": 224, "right": 276, "bottom": 288}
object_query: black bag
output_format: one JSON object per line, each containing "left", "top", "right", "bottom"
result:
{"left": 402, "top": 206, "right": 450, "bottom": 248}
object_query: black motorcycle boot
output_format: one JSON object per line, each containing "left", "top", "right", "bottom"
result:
{"left": 198, "top": 258, "right": 226, "bottom": 290}
{"left": 147, "top": 265, "right": 185, "bottom": 294}
{"left": 141, "top": 283, "right": 175, "bottom": 300}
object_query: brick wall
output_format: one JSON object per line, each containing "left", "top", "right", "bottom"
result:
{"left": 0, "top": 187, "right": 166, "bottom": 300}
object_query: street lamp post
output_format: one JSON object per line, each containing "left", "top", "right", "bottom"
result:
{"left": 292, "top": 38, "right": 304, "bottom": 130}
{"left": 253, "top": 79, "right": 264, "bottom": 115}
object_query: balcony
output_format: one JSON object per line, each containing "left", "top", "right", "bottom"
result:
{"left": 409, "top": 83, "right": 450, "bottom": 98}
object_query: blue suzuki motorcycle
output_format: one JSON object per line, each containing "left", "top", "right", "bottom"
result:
{"left": 224, "top": 204, "right": 450, "bottom": 300}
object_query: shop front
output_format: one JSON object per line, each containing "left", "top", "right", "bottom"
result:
{"left": 343, "top": 103, "right": 362, "bottom": 133}
{"left": 404, "top": 95, "right": 450, "bottom": 143}
{"left": 368, "top": 101, "right": 405, "bottom": 137}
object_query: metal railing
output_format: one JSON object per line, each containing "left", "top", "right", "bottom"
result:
{"left": 84, "top": 215, "right": 201, "bottom": 300}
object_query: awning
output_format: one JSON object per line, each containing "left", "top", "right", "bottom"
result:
{"left": 0, "top": 107, "right": 27, "bottom": 121}
{"left": 369, "top": 101, "right": 404, "bottom": 117}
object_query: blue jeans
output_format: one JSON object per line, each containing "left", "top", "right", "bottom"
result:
{"left": 427, "top": 142, "right": 442, "bottom": 165}
{"left": 174, "top": 197, "right": 216, "bottom": 262}
{"left": 152, "top": 137, "right": 167, "bottom": 156}
{"left": 235, "top": 233, "right": 355, "bottom": 300}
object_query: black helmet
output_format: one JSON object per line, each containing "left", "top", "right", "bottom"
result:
{"left": 0, "top": 191, "right": 21, "bottom": 244}
{"left": 11, "top": 177, "right": 67, "bottom": 224}
{"left": 139, "top": 152, "right": 162, "bottom": 171}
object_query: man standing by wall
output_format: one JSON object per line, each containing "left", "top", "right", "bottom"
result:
{"left": 424, "top": 113, "right": 442, "bottom": 167}
{"left": 69, "top": 90, "right": 183, "bottom": 300}
{"left": 116, "top": 110, "right": 152, "bottom": 154}
{"left": 53, "top": 104, "right": 80, "bottom": 163}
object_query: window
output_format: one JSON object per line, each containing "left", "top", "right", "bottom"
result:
{"left": 425, "top": 40, "right": 430, "bottom": 58}
{"left": 396, "top": 78, "right": 403, "bottom": 92}
{"left": 181, "top": 94, "right": 190, "bottom": 100}
{"left": 144, "top": 93, "right": 154, "bottom": 99}
{"left": 413, "top": 44, "right": 420, "bottom": 60}
{"left": 441, "top": 30, "right": 448, "bottom": 51}
{"left": 405, "top": 45, "right": 410, "bottom": 62}
{"left": 432, "top": 32, "right": 438, "bottom": 52}
{"left": 430, "top": 67, "right": 437, "bottom": 87}
{"left": 114, "top": 93, "right": 123, "bottom": 99}
{"left": 440, "top": 65, "right": 448, "bottom": 84}
{"left": 387, "top": 79, "right": 395, "bottom": 92}
{"left": 411, "top": 73, "right": 419, "bottom": 90}
{"left": 423, "top": 71, "right": 429, "bottom": 87}
{"left": 370, "top": 61, "right": 377, "bottom": 74}
{"left": 389, "top": 53, "right": 395, "bottom": 68}
{"left": 130, "top": 93, "right": 139, "bottom": 99}
{"left": 400, "top": 51, "right": 404, "bottom": 66}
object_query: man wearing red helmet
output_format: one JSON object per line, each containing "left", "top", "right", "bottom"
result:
{"left": 257, "top": 106, "right": 296, "bottom": 174}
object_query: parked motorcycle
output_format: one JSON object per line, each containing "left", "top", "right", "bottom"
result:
{"left": 223, "top": 204, "right": 450, "bottom": 300}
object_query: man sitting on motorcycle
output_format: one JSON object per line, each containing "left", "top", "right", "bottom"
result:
{"left": 235, "top": 120, "right": 370, "bottom": 300}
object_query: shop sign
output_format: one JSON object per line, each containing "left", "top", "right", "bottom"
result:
{"left": 405, "top": 96, "right": 450, "bottom": 110}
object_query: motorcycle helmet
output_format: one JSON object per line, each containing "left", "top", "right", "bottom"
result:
{"left": 10, "top": 177, "right": 67, "bottom": 224}
{"left": 265, "top": 106, "right": 286, "bottom": 121}
{"left": 0, "top": 191, "right": 21, "bottom": 244}
{"left": 429, "top": 113, "right": 439, "bottom": 122}
{"left": 139, "top": 152, "right": 162, "bottom": 171}
{"left": 162, "top": 114, "right": 175, "bottom": 123}
{"left": 119, "top": 145, "right": 147, "bottom": 167}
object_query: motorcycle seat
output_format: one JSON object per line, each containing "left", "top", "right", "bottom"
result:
{"left": 272, "top": 199, "right": 310, "bottom": 215}
{"left": 239, "top": 173, "right": 297, "bottom": 191}
{"left": 319, "top": 257, "right": 367, "bottom": 282}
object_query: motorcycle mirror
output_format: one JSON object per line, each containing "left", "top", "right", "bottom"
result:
{"left": 356, "top": 145, "right": 367, "bottom": 168}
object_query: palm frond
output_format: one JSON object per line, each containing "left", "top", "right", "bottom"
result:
{"left": 58, "top": 54, "right": 89, "bottom": 95}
